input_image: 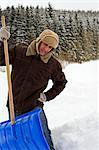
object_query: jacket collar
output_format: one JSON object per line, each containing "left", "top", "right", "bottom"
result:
{"left": 26, "top": 40, "right": 52, "bottom": 63}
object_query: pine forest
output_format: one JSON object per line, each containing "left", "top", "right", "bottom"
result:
{"left": 0, "top": 4, "right": 99, "bottom": 63}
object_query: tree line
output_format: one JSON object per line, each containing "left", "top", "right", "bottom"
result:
{"left": 0, "top": 4, "right": 99, "bottom": 63}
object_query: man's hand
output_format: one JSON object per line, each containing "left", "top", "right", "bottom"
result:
{"left": 0, "top": 27, "right": 10, "bottom": 41}
{"left": 37, "top": 93, "right": 47, "bottom": 102}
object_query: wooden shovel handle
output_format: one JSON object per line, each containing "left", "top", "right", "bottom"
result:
{"left": 1, "top": 16, "right": 15, "bottom": 124}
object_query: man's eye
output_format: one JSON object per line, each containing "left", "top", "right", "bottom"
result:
{"left": 49, "top": 46, "right": 52, "bottom": 49}
{"left": 45, "top": 43, "right": 48, "bottom": 46}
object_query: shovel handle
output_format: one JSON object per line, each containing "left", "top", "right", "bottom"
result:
{"left": 1, "top": 16, "right": 15, "bottom": 124}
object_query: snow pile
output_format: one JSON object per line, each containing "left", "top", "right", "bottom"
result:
{"left": 44, "top": 60, "right": 99, "bottom": 150}
{"left": 52, "top": 113, "right": 99, "bottom": 150}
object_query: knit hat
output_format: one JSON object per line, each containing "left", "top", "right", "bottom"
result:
{"left": 36, "top": 29, "right": 59, "bottom": 49}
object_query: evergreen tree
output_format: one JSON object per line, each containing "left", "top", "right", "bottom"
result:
{"left": 0, "top": 7, "right": 2, "bottom": 27}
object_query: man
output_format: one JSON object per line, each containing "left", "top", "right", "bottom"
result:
{"left": 0, "top": 28, "right": 67, "bottom": 149}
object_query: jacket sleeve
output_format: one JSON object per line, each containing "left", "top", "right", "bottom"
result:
{"left": 0, "top": 41, "right": 15, "bottom": 66}
{"left": 0, "top": 41, "right": 5, "bottom": 66}
{"left": 44, "top": 60, "right": 67, "bottom": 101}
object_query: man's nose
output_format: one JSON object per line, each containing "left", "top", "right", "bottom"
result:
{"left": 45, "top": 46, "right": 49, "bottom": 51}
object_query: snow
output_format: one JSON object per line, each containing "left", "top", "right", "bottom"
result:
{"left": 0, "top": 60, "right": 99, "bottom": 150}
{"left": 44, "top": 60, "right": 99, "bottom": 150}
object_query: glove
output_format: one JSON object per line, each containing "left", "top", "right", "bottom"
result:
{"left": 37, "top": 93, "right": 47, "bottom": 102}
{"left": 0, "top": 26, "right": 10, "bottom": 41}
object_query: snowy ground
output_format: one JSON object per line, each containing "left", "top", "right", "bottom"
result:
{"left": 0, "top": 60, "right": 99, "bottom": 150}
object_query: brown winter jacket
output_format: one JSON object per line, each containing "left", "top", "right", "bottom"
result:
{"left": 0, "top": 41, "right": 67, "bottom": 114}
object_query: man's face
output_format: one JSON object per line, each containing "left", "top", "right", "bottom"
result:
{"left": 38, "top": 42, "right": 52, "bottom": 56}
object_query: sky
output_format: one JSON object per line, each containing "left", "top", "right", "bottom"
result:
{"left": 0, "top": 0, "right": 99, "bottom": 10}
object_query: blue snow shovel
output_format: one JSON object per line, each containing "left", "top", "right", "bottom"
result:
{"left": 0, "top": 16, "right": 50, "bottom": 150}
